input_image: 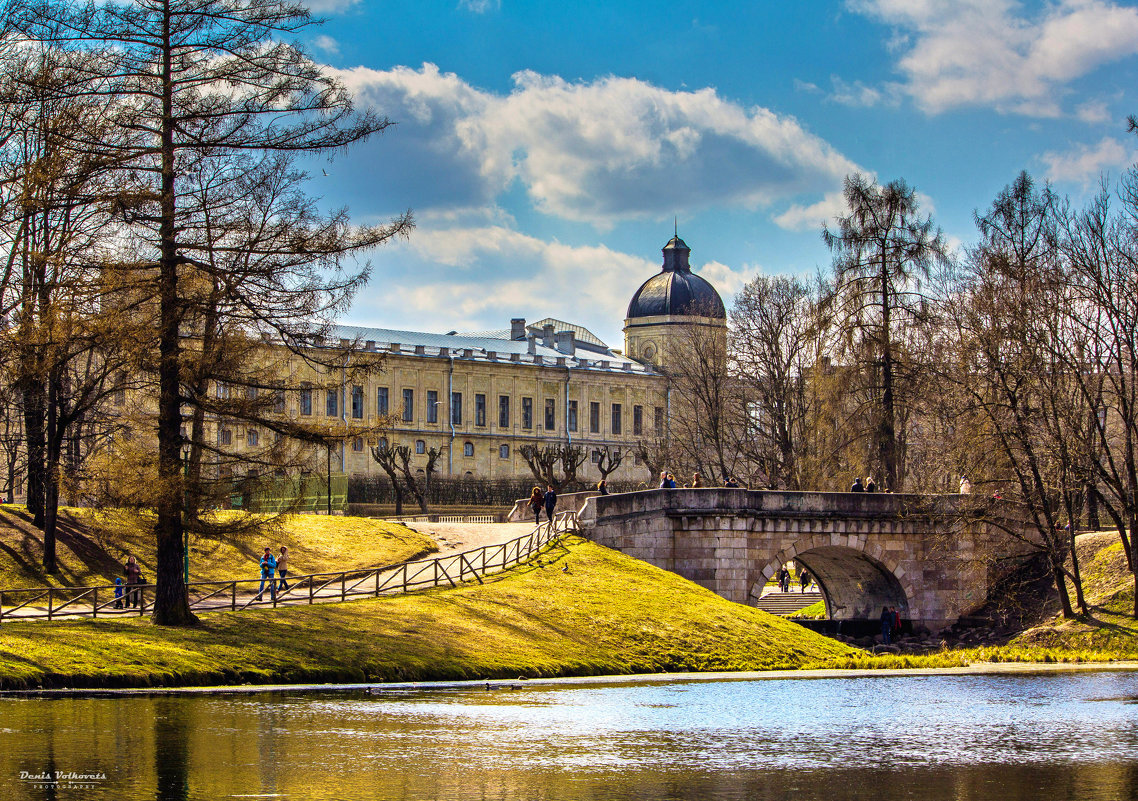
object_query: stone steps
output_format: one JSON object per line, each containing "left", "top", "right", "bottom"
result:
{"left": 755, "top": 590, "right": 823, "bottom": 615}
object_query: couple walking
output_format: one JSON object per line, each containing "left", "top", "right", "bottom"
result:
{"left": 256, "top": 546, "right": 290, "bottom": 601}
{"left": 529, "top": 485, "right": 557, "bottom": 524}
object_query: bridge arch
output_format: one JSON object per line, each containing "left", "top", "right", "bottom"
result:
{"left": 750, "top": 535, "right": 919, "bottom": 621}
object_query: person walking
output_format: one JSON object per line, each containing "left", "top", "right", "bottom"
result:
{"left": 256, "top": 547, "right": 277, "bottom": 601}
{"left": 799, "top": 568, "right": 811, "bottom": 593}
{"left": 777, "top": 566, "right": 790, "bottom": 593}
{"left": 959, "top": 475, "right": 972, "bottom": 494}
{"left": 880, "top": 606, "right": 893, "bottom": 645}
{"left": 658, "top": 471, "right": 670, "bottom": 488}
{"left": 124, "top": 555, "right": 142, "bottom": 608}
{"left": 597, "top": 479, "right": 609, "bottom": 496}
{"left": 543, "top": 484, "right": 557, "bottom": 524}
{"left": 851, "top": 477, "right": 864, "bottom": 493}
{"left": 666, "top": 473, "right": 677, "bottom": 489}
{"left": 528, "top": 486, "right": 544, "bottom": 524}
{"left": 277, "top": 546, "right": 290, "bottom": 592}
{"left": 866, "top": 477, "right": 877, "bottom": 493}
{"left": 691, "top": 472, "right": 705, "bottom": 488}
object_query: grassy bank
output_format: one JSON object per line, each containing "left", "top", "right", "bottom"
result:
{"left": 0, "top": 506, "right": 436, "bottom": 590}
{"left": 0, "top": 537, "right": 859, "bottom": 690}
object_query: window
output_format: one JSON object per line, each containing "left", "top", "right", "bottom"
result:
{"left": 415, "top": 439, "right": 426, "bottom": 454}
{"left": 273, "top": 390, "right": 285, "bottom": 414}
{"left": 247, "top": 429, "right": 259, "bottom": 446}
{"left": 522, "top": 397, "right": 533, "bottom": 429}
{"left": 219, "top": 428, "right": 233, "bottom": 445}
{"left": 351, "top": 385, "right": 364, "bottom": 419}
{"left": 498, "top": 395, "right": 510, "bottom": 428}
{"left": 326, "top": 388, "right": 338, "bottom": 417}
{"left": 427, "top": 390, "right": 438, "bottom": 424}
{"left": 216, "top": 382, "right": 230, "bottom": 399}
{"left": 633, "top": 405, "right": 643, "bottom": 436}
{"left": 451, "top": 392, "right": 463, "bottom": 426}
{"left": 475, "top": 394, "right": 486, "bottom": 427}
{"left": 463, "top": 441, "right": 474, "bottom": 457}
{"left": 654, "top": 406, "right": 664, "bottom": 435}
{"left": 591, "top": 448, "right": 602, "bottom": 464}
{"left": 499, "top": 444, "right": 509, "bottom": 459}
{"left": 402, "top": 389, "right": 414, "bottom": 422}
{"left": 352, "top": 437, "right": 364, "bottom": 452}
{"left": 544, "top": 398, "right": 555, "bottom": 431}
{"left": 611, "top": 403, "right": 622, "bottom": 436}
{"left": 246, "top": 386, "right": 258, "bottom": 400}
{"left": 376, "top": 387, "right": 389, "bottom": 416}
{"left": 590, "top": 402, "right": 600, "bottom": 434}
{"left": 377, "top": 437, "right": 388, "bottom": 451}
{"left": 300, "top": 384, "right": 312, "bottom": 416}
{"left": 567, "top": 400, "right": 578, "bottom": 432}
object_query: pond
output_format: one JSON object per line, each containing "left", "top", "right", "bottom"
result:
{"left": 1, "top": 670, "right": 1136, "bottom": 800}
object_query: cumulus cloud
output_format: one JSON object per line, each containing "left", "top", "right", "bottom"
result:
{"left": 312, "top": 35, "right": 340, "bottom": 56}
{"left": 304, "top": 0, "right": 360, "bottom": 12}
{"left": 850, "top": 0, "right": 1138, "bottom": 116}
{"left": 773, "top": 191, "right": 849, "bottom": 232}
{"left": 332, "top": 63, "right": 858, "bottom": 228}
{"left": 350, "top": 225, "right": 759, "bottom": 344}
{"left": 827, "top": 76, "right": 903, "bottom": 107}
{"left": 1041, "top": 137, "right": 1137, "bottom": 186}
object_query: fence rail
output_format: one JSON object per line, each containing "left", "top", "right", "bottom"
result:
{"left": 0, "top": 511, "right": 578, "bottom": 624}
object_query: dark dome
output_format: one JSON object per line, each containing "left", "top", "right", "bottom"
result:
{"left": 626, "top": 236, "right": 726, "bottom": 320}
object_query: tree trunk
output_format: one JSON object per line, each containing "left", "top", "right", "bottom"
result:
{"left": 152, "top": 3, "right": 195, "bottom": 626}
{"left": 23, "top": 381, "right": 45, "bottom": 527}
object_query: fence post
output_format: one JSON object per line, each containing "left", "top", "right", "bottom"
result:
{"left": 47, "top": 589, "right": 53, "bottom": 621}
{"left": 93, "top": 587, "right": 98, "bottom": 619}
{"left": 341, "top": 573, "right": 346, "bottom": 601}
{"left": 232, "top": 582, "right": 237, "bottom": 611}
{"left": 375, "top": 569, "right": 380, "bottom": 597}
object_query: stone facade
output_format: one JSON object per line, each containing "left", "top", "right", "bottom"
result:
{"left": 580, "top": 489, "right": 1034, "bottom": 632}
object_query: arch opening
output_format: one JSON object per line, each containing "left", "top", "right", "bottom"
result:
{"left": 752, "top": 545, "right": 911, "bottom": 622}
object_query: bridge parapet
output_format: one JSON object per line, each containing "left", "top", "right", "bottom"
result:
{"left": 580, "top": 488, "right": 1031, "bottom": 633}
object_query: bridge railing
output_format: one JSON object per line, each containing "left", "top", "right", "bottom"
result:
{"left": 0, "top": 510, "right": 579, "bottom": 623}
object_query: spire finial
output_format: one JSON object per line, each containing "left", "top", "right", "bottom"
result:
{"left": 674, "top": 216, "right": 678, "bottom": 237}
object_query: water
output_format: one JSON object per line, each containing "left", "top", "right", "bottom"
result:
{"left": 1, "top": 671, "right": 1137, "bottom": 800}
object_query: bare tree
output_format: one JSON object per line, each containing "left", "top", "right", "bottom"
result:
{"left": 519, "top": 444, "right": 587, "bottom": 491}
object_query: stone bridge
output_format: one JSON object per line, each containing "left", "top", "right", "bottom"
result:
{"left": 579, "top": 488, "right": 1033, "bottom": 632}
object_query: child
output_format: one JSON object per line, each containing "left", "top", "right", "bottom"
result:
{"left": 113, "top": 577, "right": 125, "bottom": 609}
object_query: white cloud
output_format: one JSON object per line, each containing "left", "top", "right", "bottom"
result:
{"left": 1075, "top": 99, "right": 1112, "bottom": 124}
{"left": 333, "top": 63, "right": 859, "bottom": 228}
{"left": 304, "top": 0, "right": 360, "bottom": 12}
{"left": 313, "top": 35, "right": 339, "bottom": 56}
{"left": 827, "top": 76, "right": 902, "bottom": 107}
{"left": 350, "top": 224, "right": 761, "bottom": 345}
{"left": 773, "top": 191, "right": 849, "bottom": 232}
{"left": 458, "top": 0, "right": 500, "bottom": 12}
{"left": 1041, "top": 136, "right": 1137, "bottom": 186}
{"left": 850, "top": 0, "right": 1138, "bottom": 116}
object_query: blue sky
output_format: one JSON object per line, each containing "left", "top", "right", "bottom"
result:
{"left": 303, "top": 0, "right": 1138, "bottom": 347}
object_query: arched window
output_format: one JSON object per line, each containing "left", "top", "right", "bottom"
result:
{"left": 463, "top": 441, "right": 474, "bottom": 457}
{"left": 499, "top": 444, "right": 509, "bottom": 459}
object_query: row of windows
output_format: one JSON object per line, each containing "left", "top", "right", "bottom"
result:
{"left": 299, "top": 385, "right": 663, "bottom": 437}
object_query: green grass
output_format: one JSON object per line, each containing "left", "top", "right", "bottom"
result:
{"left": 789, "top": 599, "right": 827, "bottom": 619}
{"left": 0, "top": 506, "right": 436, "bottom": 590}
{"left": 0, "top": 537, "right": 860, "bottom": 690}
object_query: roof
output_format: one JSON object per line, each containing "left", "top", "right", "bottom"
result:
{"left": 326, "top": 323, "right": 658, "bottom": 375}
{"left": 626, "top": 268, "right": 726, "bottom": 320}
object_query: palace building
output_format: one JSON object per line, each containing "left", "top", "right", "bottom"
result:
{"left": 279, "top": 233, "right": 725, "bottom": 485}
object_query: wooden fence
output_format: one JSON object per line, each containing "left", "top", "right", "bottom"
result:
{"left": 0, "top": 511, "right": 578, "bottom": 623}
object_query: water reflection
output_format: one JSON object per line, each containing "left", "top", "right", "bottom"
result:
{"left": 0, "top": 672, "right": 1136, "bottom": 800}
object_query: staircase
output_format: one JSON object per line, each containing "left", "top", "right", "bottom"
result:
{"left": 755, "top": 590, "right": 823, "bottom": 616}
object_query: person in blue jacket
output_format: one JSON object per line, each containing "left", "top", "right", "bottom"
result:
{"left": 256, "top": 547, "right": 277, "bottom": 601}
{"left": 543, "top": 485, "right": 557, "bottom": 523}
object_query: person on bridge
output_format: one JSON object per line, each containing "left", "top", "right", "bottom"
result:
{"left": 529, "top": 486, "right": 544, "bottom": 524}
{"left": 777, "top": 566, "right": 790, "bottom": 593}
{"left": 851, "top": 477, "right": 864, "bottom": 492}
{"left": 256, "top": 547, "right": 277, "bottom": 602}
{"left": 880, "top": 606, "right": 893, "bottom": 644}
{"left": 125, "top": 555, "right": 142, "bottom": 608}
{"left": 691, "top": 472, "right": 705, "bottom": 488}
{"left": 959, "top": 475, "right": 972, "bottom": 494}
{"left": 543, "top": 485, "right": 557, "bottom": 523}
{"left": 799, "top": 568, "right": 812, "bottom": 593}
{"left": 724, "top": 476, "right": 740, "bottom": 488}
{"left": 277, "top": 546, "right": 290, "bottom": 592}
{"left": 597, "top": 479, "right": 609, "bottom": 495}
{"left": 865, "top": 477, "right": 877, "bottom": 493}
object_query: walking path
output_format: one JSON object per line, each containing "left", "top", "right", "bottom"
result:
{"left": 0, "top": 518, "right": 571, "bottom": 624}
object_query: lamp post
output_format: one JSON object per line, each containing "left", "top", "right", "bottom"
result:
{"left": 181, "top": 442, "right": 191, "bottom": 585}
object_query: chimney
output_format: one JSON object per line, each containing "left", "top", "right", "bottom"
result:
{"left": 510, "top": 318, "right": 526, "bottom": 340}
{"left": 555, "top": 329, "right": 575, "bottom": 354}
{"left": 542, "top": 323, "right": 554, "bottom": 348}
{"left": 526, "top": 334, "right": 537, "bottom": 355}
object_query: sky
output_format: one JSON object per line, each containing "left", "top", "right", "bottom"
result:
{"left": 301, "top": 0, "right": 1138, "bottom": 347}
